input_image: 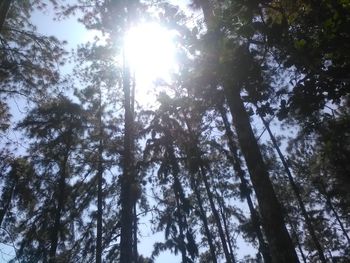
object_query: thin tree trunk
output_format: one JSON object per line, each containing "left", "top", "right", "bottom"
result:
{"left": 49, "top": 155, "right": 68, "bottom": 263}
{"left": 173, "top": 183, "right": 188, "bottom": 263}
{"left": 164, "top": 136, "right": 189, "bottom": 262}
{"left": 120, "top": 50, "right": 136, "bottom": 263}
{"left": 217, "top": 195, "right": 235, "bottom": 262}
{"left": 96, "top": 92, "right": 104, "bottom": 263}
{"left": 319, "top": 182, "right": 350, "bottom": 246}
{"left": 133, "top": 203, "right": 138, "bottom": 261}
{"left": 0, "top": 0, "right": 11, "bottom": 32}
{"left": 288, "top": 218, "right": 307, "bottom": 263}
{"left": 260, "top": 114, "right": 327, "bottom": 263}
{"left": 219, "top": 106, "right": 272, "bottom": 263}
{"left": 131, "top": 71, "right": 138, "bottom": 262}
{"left": 190, "top": 177, "right": 218, "bottom": 262}
{"left": 224, "top": 88, "right": 299, "bottom": 263}
{"left": 198, "top": 166, "right": 234, "bottom": 262}
{"left": 180, "top": 111, "right": 234, "bottom": 262}
{"left": 167, "top": 145, "right": 188, "bottom": 261}
{"left": 327, "top": 197, "right": 350, "bottom": 246}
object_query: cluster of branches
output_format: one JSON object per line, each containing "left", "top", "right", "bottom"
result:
{"left": 0, "top": 0, "right": 349, "bottom": 263}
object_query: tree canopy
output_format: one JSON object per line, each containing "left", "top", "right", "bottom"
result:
{"left": 0, "top": 0, "right": 349, "bottom": 262}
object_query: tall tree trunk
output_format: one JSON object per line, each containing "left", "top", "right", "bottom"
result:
{"left": 0, "top": 0, "right": 11, "bottom": 32}
{"left": 190, "top": 176, "right": 218, "bottom": 263}
{"left": 196, "top": 1, "right": 298, "bottom": 260}
{"left": 259, "top": 114, "right": 327, "bottom": 262}
{"left": 131, "top": 72, "right": 138, "bottom": 262}
{"left": 173, "top": 182, "right": 188, "bottom": 263}
{"left": 216, "top": 195, "right": 235, "bottom": 262}
{"left": 219, "top": 106, "right": 272, "bottom": 263}
{"left": 224, "top": 88, "right": 299, "bottom": 263}
{"left": 199, "top": 166, "right": 235, "bottom": 263}
{"left": 164, "top": 134, "right": 189, "bottom": 262}
{"left": 96, "top": 92, "right": 104, "bottom": 263}
{"left": 180, "top": 111, "right": 234, "bottom": 262}
{"left": 120, "top": 51, "right": 136, "bottom": 263}
{"left": 49, "top": 155, "right": 68, "bottom": 263}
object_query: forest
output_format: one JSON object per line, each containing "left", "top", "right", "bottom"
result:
{"left": 0, "top": 0, "right": 349, "bottom": 262}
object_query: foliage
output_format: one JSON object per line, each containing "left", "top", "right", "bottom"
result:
{"left": 0, "top": 0, "right": 349, "bottom": 262}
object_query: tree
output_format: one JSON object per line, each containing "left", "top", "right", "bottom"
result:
{"left": 1, "top": 0, "right": 350, "bottom": 262}
{"left": 0, "top": 0, "right": 66, "bottom": 101}
{"left": 74, "top": 39, "right": 123, "bottom": 262}
{"left": 14, "top": 96, "right": 86, "bottom": 262}
{"left": 186, "top": 1, "right": 299, "bottom": 261}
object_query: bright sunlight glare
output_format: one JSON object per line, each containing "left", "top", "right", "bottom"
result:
{"left": 124, "top": 23, "right": 177, "bottom": 105}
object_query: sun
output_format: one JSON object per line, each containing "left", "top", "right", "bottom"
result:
{"left": 124, "top": 23, "right": 177, "bottom": 104}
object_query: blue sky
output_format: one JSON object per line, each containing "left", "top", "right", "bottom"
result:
{"left": 0, "top": 2, "right": 260, "bottom": 262}
{"left": 29, "top": 5, "right": 182, "bottom": 263}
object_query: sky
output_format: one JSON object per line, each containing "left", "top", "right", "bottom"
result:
{"left": 0, "top": 1, "right": 260, "bottom": 262}
{"left": 0, "top": 3, "right": 182, "bottom": 263}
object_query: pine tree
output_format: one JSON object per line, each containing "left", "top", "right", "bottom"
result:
{"left": 187, "top": 1, "right": 299, "bottom": 261}
{"left": 14, "top": 96, "right": 86, "bottom": 262}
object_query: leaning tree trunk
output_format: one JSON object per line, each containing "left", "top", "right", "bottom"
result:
{"left": 224, "top": 87, "right": 299, "bottom": 263}
{"left": 199, "top": 165, "right": 235, "bottom": 263}
{"left": 181, "top": 114, "right": 234, "bottom": 263}
{"left": 216, "top": 194, "right": 236, "bottom": 262}
{"left": 319, "top": 182, "right": 350, "bottom": 246}
{"left": 165, "top": 118, "right": 217, "bottom": 262}
{"left": 196, "top": 1, "right": 299, "bottom": 261}
{"left": 259, "top": 114, "right": 327, "bottom": 262}
{"left": 190, "top": 176, "right": 218, "bottom": 262}
{"left": 219, "top": 106, "right": 272, "bottom": 263}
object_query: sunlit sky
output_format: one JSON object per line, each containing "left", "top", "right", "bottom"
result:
{"left": 22, "top": 6, "right": 183, "bottom": 263}
{"left": 124, "top": 23, "right": 177, "bottom": 81}
{"left": 0, "top": 2, "right": 257, "bottom": 262}
{"left": 124, "top": 22, "right": 178, "bottom": 106}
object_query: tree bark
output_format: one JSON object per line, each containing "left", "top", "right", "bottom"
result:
{"left": 120, "top": 51, "right": 136, "bottom": 263}
{"left": 96, "top": 92, "right": 103, "bottom": 263}
{"left": 219, "top": 106, "right": 272, "bottom": 263}
{"left": 195, "top": 1, "right": 298, "bottom": 260}
{"left": 224, "top": 87, "right": 299, "bottom": 263}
